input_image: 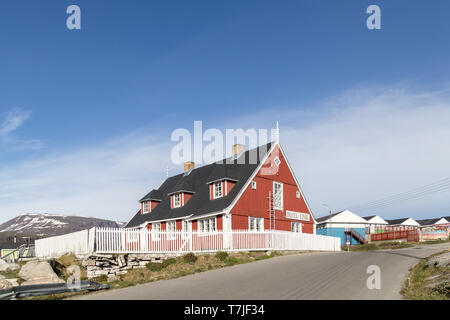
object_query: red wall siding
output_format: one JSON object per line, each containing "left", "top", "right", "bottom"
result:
{"left": 230, "top": 145, "right": 314, "bottom": 233}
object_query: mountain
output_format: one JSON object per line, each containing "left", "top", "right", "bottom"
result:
{"left": 0, "top": 213, "right": 125, "bottom": 237}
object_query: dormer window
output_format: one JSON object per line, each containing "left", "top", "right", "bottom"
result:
{"left": 214, "top": 182, "right": 223, "bottom": 199}
{"left": 173, "top": 193, "right": 181, "bottom": 208}
{"left": 143, "top": 201, "right": 149, "bottom": 214}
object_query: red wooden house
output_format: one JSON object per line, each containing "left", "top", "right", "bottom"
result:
{"left": 124, "top": 141, "right": 317, "bottom": 237}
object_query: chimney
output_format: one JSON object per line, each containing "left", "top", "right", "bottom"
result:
{"left": 184, "top": 161, "right": 195, "bottom": 172}
{"left": 232, "top": 144, "right": 245, "bottom": 156}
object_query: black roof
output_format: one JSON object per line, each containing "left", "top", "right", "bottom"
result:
{"left": 125, "top": 143, "right": 272, "bottom": 228}
{"left": 416, "top": 218, "right": 445, "bottom": 226}
{"left": 139, "top": 189, "right": 163, "bottom": 202}
{"left": 385, "top": 218, "right": 410, "bottom": 225}
{"left": 316, "top": 211, "right": 344, "bottom": 223}
{"left": 362, "top": 215, "right": 376, "bottom": 220}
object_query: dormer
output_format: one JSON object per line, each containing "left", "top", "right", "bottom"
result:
{"left": 207, "top": 178, "right": 237, "bottom": 200}
{"left": 139, "top": 189, "right": 162, "bottom": 215}
{"left": 168, "top": 190, "right": 194, "bottom": 208}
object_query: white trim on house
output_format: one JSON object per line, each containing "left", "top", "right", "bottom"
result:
{"left": 248, "top": 216, "right": 264, "bottom": 232}
{"left": 213, "top": 181, "right": 223, "bottom": 199}
{"left": 273, "top": 181, "right": 283, "bottom": 210}
{"left": 198, "top": 216, "right": 217, "bottom": 235}
{"left": 224, "top": 142, "right": 277, "bottom": 215}
{"left": 152, "top": 222, "right": 161, "bottom": 241}
{"left": 277, "top": 143, "right": 317, "bottom": 224}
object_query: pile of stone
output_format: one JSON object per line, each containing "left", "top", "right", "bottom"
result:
{"left": 83, "top": 253, "right": 171, "bottom": 281}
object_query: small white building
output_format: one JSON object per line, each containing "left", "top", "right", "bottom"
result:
{"left": 416, "top": 218, "right": 449, "bottom": 229}
{"left": 385, "top": 217, "right": 420, "bottom": 229}
{"left": 362, "top": 215, "right": 388, "bottom": 234}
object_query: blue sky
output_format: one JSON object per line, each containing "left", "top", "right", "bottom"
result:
{"left": 1, "top": 1, "right": 450, "bottom": 223}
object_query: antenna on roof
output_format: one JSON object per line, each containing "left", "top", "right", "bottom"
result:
{"left": 166, "top": 164, "right": 169, "bottom": 178}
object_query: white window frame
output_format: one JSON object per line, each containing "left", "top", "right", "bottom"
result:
{"left": 167, "top": 221, "right": 176, "bottom": 240}
{"left": 173, "top": 193, "right": 181, "bottom": 208}
{"left": 273, "top": 181, "right": 283, "bottom": 210}
{"left": 143, "top": 201, "right": 149, "bottom": 214}
{"left": 198, "top": 217, "right": 217, "bottom": 235}
{"left": 214, "top": 182, "right": 223, "bottom": 199}
{"left": 251, "top": 181, "right": 257, "bottom": 190}
{"left": 152, "top": 222, "right": 161, "bottom": 241}
{"left": 296, "top": 190, "right": 301, "bottom": 199}
{"left": 182, "top": 220, "right": 191, "bottom": 239}
{"left": 248, "top": 216, "right": 264, "bottom": 232}
{"left": 291, "top": 222, "right": 302, "bottom": 233}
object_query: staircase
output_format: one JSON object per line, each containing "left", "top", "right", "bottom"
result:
{"left": 344, "top": 228, "right": 366, "bottom": 245}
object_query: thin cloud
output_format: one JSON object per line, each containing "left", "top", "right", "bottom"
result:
{"left": 0, "top": 108, "right": 31, "bottom": 136}
{"left": 0, "top": 108, "right": 44, "bottom": 151}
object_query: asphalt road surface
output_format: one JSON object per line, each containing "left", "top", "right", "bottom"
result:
{"left": 73, "top": 242, "right": 450, "bottom": 300}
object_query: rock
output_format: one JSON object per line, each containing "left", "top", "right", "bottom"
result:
{"left": 4, "top": 278, "right": 19, "bottom": 287}
{"left": 0, "top": 279, "right": 13, "bottom": 289}
{"left": 82, "top": 259, "right": 96, "bottom": 266}
{"left": 107, "top": 274, "right": 120, "bottom": 282}
{"left": 117, "top": 255, "right": 126, "bottom": 267}
{"left": 19, "top": 260, "right": 65, "bottom": 285}
{"left": 427, "top": 252, "right": 450, "bottom": 267}
{"left": 0, "top": 274, "right": 5, "bottom": 280}
{"left": 0, "top": 262, "right": 20, "bottom": 272}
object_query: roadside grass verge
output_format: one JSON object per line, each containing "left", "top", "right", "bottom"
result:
{"left": 29, "top": 250, "right": 288, "bottom": 300}
{"left": 401, "top": 250, "right": 450, "bottom": 300}
{"left": 344, "top": 241, "right": 414, "bottom": 252}
{"left": 344, "top": 237, "right": 450, "bottom": 252}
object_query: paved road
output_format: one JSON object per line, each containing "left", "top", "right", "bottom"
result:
{"left": 73, "top": 242, "right": 450, "bottom": 300}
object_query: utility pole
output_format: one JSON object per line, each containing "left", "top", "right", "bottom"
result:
{"left": 322, "top": 204, "right": 332, "bottom": 237}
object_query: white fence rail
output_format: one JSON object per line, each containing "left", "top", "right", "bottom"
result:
{"left": 94, "top": 228, "right": 340, "bottom": 254}
{"left": 36, "top": 227, "right": 340, "bottom": 258}
{"left": 35, "top": 228, "right": 95, "bottom": 258}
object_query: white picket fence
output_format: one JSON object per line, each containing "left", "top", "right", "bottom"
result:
{"left": 94, "top": 228, "right": 341, "bottom": 254}
{"left": 36, "top": 227, "right": 340, "bottom": 258}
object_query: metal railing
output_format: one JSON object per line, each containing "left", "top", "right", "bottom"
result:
{"left": 0, "top": 244, "right": 35, "bottom": 263}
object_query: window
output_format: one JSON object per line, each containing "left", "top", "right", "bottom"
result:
{"left": 182, "top": 220, "right": 191, "bottom": 239}
{"left": 251, "top": 181, "right": 257, "bottom": 190}
{"left": 173, "top": 193, "right": 181, "bottom": 208}
{"left": 249, "top": 217, "right": 264, "bottom": 232}
{"left": 214, "top": 182, "right": 223, "bottom": 199}
{"left": 152, "top": 223, "right": 161, "bottom": 241}
{"left": 296, "top": 190, "right": 301, "bottom": 199}
{"left": 291, "top": 222, "right": 302, "bottom": 233}
{"left": 274, "top": 156, "right": 281, "bottom": 166}
{"left": 167, "top": 221, "right": 176, "bottom": 240}
{"left": 273, "top": 181, "right": 283, "bottom": 210}
{"left": 143, "top": 201, "right": 149, "bottom": 214}
{"left": 198, "top": 217, "right": 216, "bottom": 234}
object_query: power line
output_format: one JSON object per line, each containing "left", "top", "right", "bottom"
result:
{"left": 348, "top": 177, "right": 450, "bottom": 213}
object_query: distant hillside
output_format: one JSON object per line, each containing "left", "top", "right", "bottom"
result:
{"left": 0, "top": 213, "right": 125, "bottom": 238}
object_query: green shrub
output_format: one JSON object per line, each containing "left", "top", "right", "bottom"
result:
{"left": 215, "top": 251, "right": 229, "bottom": 261}
{"left": 225, "top": 256, "right": 241, "bottom": 265}
{"left": 146, "top": 262, "right": 164, "bottom": 272}
{"left": 183, "top": 253, "right": 198, "bottom": 264}
{"left": 162, "top": 258, "right": 177, "bottom": 268}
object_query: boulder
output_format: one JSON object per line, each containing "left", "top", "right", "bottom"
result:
{"left": 18, "top": 260, "right": 65, "bottom": 285}
{"left": 427, "top": 252, "right": 450, "bottom": 268}
{"left": 0, "top": 261, "right": 20, "bottom": 272}
{"left": 0, "top": 279, "right": 13, "bottom": 290}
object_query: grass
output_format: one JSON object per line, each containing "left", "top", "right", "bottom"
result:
{"left": 401, "top": 250, "right": 450, "bottom": 300}
{"left": 28, "top": 250, "right": 290, "bottom": 299}
{"left": 345, "top": 241, "right": 414, "bottom": 251}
